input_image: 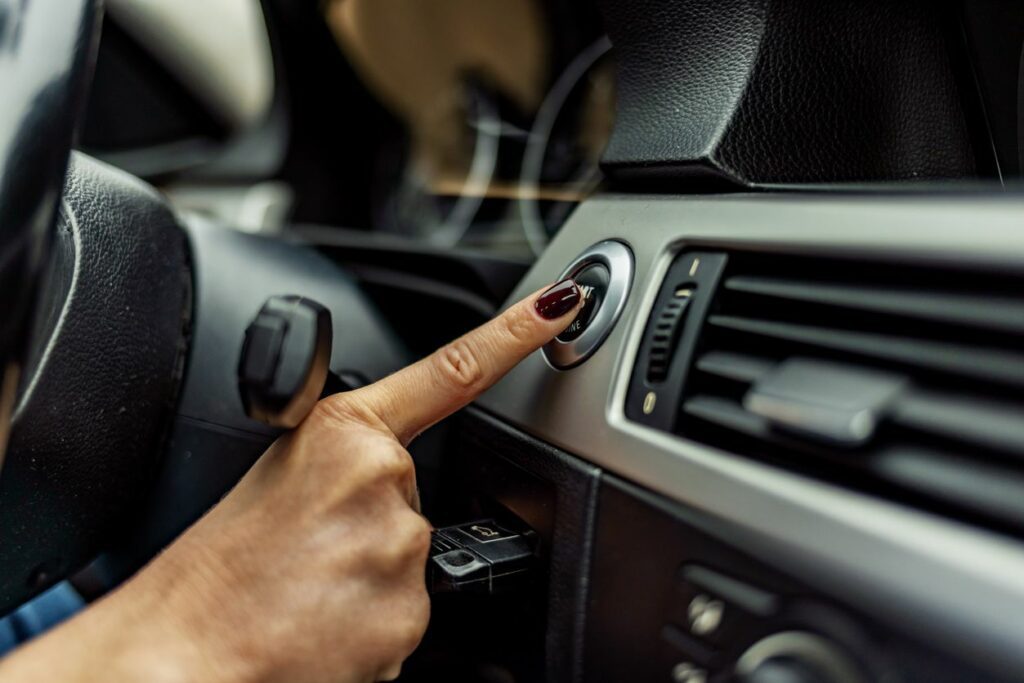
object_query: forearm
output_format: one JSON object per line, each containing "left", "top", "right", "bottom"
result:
{"left": 0, "top": 587, "right": 176, "bottom": 681}
{"left": 0, "top": 547, "right": 251, "bottom": 683}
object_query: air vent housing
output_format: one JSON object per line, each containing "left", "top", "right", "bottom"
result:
{"left": 644, "top": 250, "right": 1024, "bottom": 534}
{"left": 626, "top": 252, "right": 727, "bottom": 429}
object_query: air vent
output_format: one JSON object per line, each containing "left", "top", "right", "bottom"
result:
{"left": 678, "top": 251, "right": 1024, "bottom": 533}
{"left": 626, "top": 252, "right": 727, "bottom": 429}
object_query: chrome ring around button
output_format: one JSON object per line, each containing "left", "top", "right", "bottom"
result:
{"left": 543, "top": 240, "right": 633, "bottom": 370}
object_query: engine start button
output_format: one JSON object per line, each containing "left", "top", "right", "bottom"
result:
{"left": 557, "top": 264, "right": 610, "bottom": 342}
{"left": 543, "top": 240, "right": 634, "bottom": 370}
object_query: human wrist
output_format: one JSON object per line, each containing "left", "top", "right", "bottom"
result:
{"left": 113, "top": 537, "right": 269, "bottom": 683}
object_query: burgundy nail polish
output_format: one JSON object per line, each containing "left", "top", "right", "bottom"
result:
{"left": 534, "top": 279, "right": 581, "bottom": 319}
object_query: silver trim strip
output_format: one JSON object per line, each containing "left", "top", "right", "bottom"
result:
{"left": 478, "top": 193, "right": 1024, "bottom": 676}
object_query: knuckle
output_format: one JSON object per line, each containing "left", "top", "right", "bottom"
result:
{"left": 367, "top": 445, "right": 414, "bottom": 487}
{"left": 396, "top": 592, "right": 430, "bottom": 652}
{"left": 407, "top": 517, "right": 433, "bottom": 559}
{"left": 398, "top": 621, "right": 427, "bottom": 656}
{"left": 396, "top": 515, "right": 432, "bottom": 560}
{"left": 372, "top": 542, "right": 404, "bottom": 572}
{"left": 390, "top": 444, "right": 416, "bottom": 478}
{"left": 434, "top": 340, "right": 486, "bottom": 393}
{"left": 378, "top": 663, "right": 402, "bottom": 682}
{"left": 375, "top": 513, "right": 430, "bottom": 570}
{"left": 503, "top": 306, "right": 536, "bottom": 344}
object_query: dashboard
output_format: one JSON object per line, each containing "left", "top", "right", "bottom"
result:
{"left": 462, "top": 194, "right": 1024, "bottom": 682}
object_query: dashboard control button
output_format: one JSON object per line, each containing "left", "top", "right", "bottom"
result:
{"left": 428, "top": 519, "right": 538, "bottom": 594}
{"left": 687, "top": 594, "right": 725, "bottom": 636}
{"left": 671, "top": 662, "right": 708, "bottom": 683}
{"left": 670, "top": 566, "right": 773, "bottom": 650}
{"left": 452, "top": 520, "right": 517, "bottom": 544}
{"left": 431, "top": 548, "right": 489, "bottom": 584}
{"left": 543, "top": 240, "right": 633, "bottom": 369}
{"left": 557, "top": 263, "right": 610, "bottom": 342}
{"left": 682, "top": 565, "right": 779, "bottom": 617}
{"left": 736, "top": 659, "right": 823, "bottom": 683}
{"left": 735, "top": 632, "right": 865, "bottom": 683}
{"left": 660, "top": 623, "right": 716, "bottom": 666}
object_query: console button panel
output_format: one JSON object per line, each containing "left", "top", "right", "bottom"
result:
{"left": 585, "top": 476, "right": 1007, "bottom": 683}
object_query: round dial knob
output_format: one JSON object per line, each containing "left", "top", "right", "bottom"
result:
{"left": 738, "top": 657, "right": 830, "bottom": 683}
{"left": 735, "top": 632, "right": 865, "bottom": 683}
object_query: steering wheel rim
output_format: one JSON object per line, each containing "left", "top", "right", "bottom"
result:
{"left": 0, "top": 0, "right": 99, "bottom": 460}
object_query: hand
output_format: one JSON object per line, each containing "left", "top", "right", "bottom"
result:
{"left": 0, "top": 279, "right": 583, "bottom": 683}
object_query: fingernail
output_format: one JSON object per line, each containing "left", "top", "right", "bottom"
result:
{"left": 534, "top": 279, "right": 581, "bottom": 319}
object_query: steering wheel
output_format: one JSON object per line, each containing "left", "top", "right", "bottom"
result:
{"left": 0, "top": 0, "right": 103, "bottom": 604}
{"left": 0, "top": 0, "right": 408, "bottom": 612}
{"left": 0, "top": 1, "right": 96, "bottom": 454}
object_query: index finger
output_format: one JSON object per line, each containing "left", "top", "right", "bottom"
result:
{"left": 333, "top": 279, "right": 584, "bottom": 444}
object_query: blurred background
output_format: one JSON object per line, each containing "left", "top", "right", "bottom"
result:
{"left": 75, "top": 0, "right": 1024, "bottom": 256}
{"left": 79, "top": 0, "right": 616, "bottom": 259}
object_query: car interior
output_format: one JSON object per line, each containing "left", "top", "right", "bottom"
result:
{"left": 2, "top": 0, "right": 1024, "bottom": 681}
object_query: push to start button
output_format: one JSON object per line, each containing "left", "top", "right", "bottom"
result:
{"left": 543, "top": 240, "right": 633, "bottom": 369}
{"left": 557, "top": 263, "right": 610, "bottom": 342}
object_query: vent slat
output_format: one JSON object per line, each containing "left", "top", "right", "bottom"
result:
{"left": 725, "top": 275, "right": 1024, "bottom": 335}
{"left": 893, "top": 392, "right": 1024, "bottom": 457}
{"left": 682, "top": 396, "right": 771, "bottom": 437}
{"left": 682, "top": 395, "right": 832, "bottom": 454}
{"left": 708, "top": 315, "right": 1024, "bottom": 387}
{"left": 874, "top": 448, "right": 1024, "bottom": 526}
{"left": 694, "top": 351, "right": 775, "bottom": 384}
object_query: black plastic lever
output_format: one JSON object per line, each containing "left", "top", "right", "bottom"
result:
{"left": 238, "top": 295, "right": 333, "bottom": 428}
{"left": 238, "top": 293, "right": 378, "bottom": 429}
